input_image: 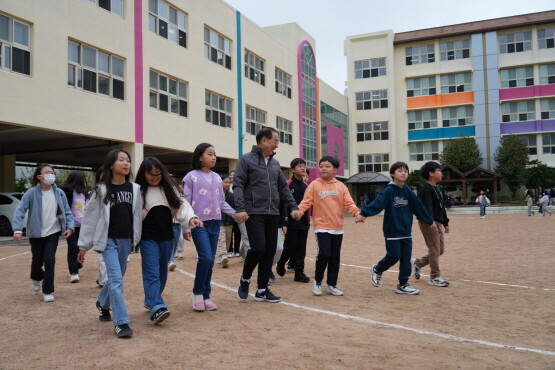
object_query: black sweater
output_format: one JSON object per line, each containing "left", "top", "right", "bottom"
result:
{"left": 417, "top": 183, "right": 449, "bottom": 227}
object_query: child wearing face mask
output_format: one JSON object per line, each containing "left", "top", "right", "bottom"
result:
{"left": 12, "top": 163, "right": 74, "bottom": 303}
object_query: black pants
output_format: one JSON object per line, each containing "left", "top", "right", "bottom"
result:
{"left": 30, "top": 231, "right": 61, "bottom": 294}
{"left": 315, "top": 232, "right": 343, "bottom": 287}
{"left": 242, "top": 214, "right": 279, "bottom": 289}
{"left": 66, "top": 227, "right": 82, "bottom": 274}
{"left": 278, "top": 228, "right": 309, "bottom": 274}
{"left": 229, "top": 223, "right": 241, "bottom": 254}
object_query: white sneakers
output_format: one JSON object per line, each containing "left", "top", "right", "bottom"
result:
{"left": 43, "top": 294, "right": 55, "bottom": 302}
{"left": 70, "top": 274, "right": 80, "bottom": 283}
{"left": 32, "top": 280, "right": 41, "bottom": 292}
{"left": 312, "top": 283, "right": 323, "bottom": 296}
{"left": 168, "top": 261, "right": 177, "bottom": 271}
{"left": 395, "top": 283, "right": 420, "bottom": 295}
{"left": 220, "top": 256, "right": 229, "bottom": 268}
{"left": 325, "top": 285, "right": 344, "bottom": 296}
{"left": 428, "top": 277, "right": 450, "bottom": 287}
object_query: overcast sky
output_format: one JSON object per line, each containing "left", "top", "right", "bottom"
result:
{"left": 224, "top": 0, "right": 554, "bottom": 93}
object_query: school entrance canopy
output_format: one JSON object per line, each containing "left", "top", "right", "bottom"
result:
{"left": 345, "top": 172, "right": 391, "bottom": 184}
{"left": 440, "top": 164, "right": 501, "bottom": 204}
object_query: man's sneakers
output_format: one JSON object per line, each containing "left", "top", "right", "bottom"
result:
{"left": 96, "top": 300, "right": 111, "bottom": 322}
{"left": 114, "top": 324, "right": 133, "bottom": 338}
{"left": 254, "top": 289, "right": 282, "bottom": 303}
{"left": 276, "top": 263, "right": 286, "bottom": 277}
{"left": 168, "top": 261, "right": 176, "bottom": 271}
{"left": 70, "top": 274, "right": 80, "bottom": 283}
{"left": 43, "top": 294, "right": 55, "bottom": 302}
{"left": 96, "top": 279, "right": 105, "bottom": 288}
{"left": 237, "top": 277, "right": 250, "bottom": 300}
{"left": 221, "top": 256, "right": 229, "bottom": 268}
{"left": 294, "top": 272, "right": 310, "bottom": 283}
{"left": 411, "top": 258, "right": 421, "bottom": 280}
{"left": 370, "top": 264, "right": 382, "bottom": 287}
{"left": 152, "top": 308, "right": 171, "bottom": 324}
{"left": 325, "top": 285, "right": 344, "bottom": 296}
{"left": 32, "top": 280, "right": 41, "bottom": 292}
{"left": 396, "top": 283, "right": 420, "bottom": 295}
{"left": 428, "top": 276, "right": 449, "bottom": 287}
{"left": 312, "top": 282, "right": 323, "bottom": 296}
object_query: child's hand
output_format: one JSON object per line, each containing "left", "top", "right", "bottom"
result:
{"left": 444, "top": 226, "right": 450, "bottom": 234}
{"left": 290, "top": 210, "right": 302, "bottom": 221}
{"left": 183, "top": 232, "right": 192, "bottom": 241}
{"left": 77, "top": 250, "right": 86, "bottom": 264}
{"left": 189, "top": 218, "right": 203, "bottom": 229}
{"left": 355, "top": 215, "right": 366, "bottom": 223}
{"left": 427, "top": 223, "right": 437, "bottom": 230}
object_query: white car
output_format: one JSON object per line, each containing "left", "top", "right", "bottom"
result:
{"left": 0, "top": 192, "right": 27, "bottom": 236}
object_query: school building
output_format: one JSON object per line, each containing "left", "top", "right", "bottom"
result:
{"left": 0, "top": 0, "right": 350, "bottom": 192}
{"left": 344, "top": 10, "right": 555, "bottom": 195}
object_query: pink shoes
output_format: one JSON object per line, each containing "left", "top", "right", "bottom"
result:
{"left": 191, "top": 294, "right": 205, "bottom": 312}
{"left": 204, "top": 299, "right": 218, "bottom": 311}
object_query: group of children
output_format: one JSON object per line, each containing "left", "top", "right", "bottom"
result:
{"left": 12, "top": 142, "right": 452, "bottom": 338}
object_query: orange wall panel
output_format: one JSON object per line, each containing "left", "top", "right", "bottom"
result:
{"left": 407, "top": 91, "right": 474, "bottom": 109}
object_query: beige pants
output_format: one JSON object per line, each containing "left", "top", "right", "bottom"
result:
{"left": 217, "top": 225, "right": 233, "bottom": 260}
{"left": 416, "top": 220, "right": 445, "bottom": 279}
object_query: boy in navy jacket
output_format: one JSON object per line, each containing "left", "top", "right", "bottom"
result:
{"left": 355, "top": 162, "right": 435, "bottom": 295}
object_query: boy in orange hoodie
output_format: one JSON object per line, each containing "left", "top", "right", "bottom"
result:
{"left": 297, "top": 156, "right": 360, "bottom": 296}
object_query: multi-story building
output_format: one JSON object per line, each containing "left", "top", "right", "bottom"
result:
{"left": 0, "top": 0, "right": 350, "bottom": 192}
{"left": 345, "top": 11, "right": 555, "bottom": 186}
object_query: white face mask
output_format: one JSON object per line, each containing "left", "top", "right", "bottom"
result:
{"left": 43, "top": 173, "right": 56, "bottom": 185}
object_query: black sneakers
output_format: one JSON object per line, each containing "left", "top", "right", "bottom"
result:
{"left": 152, "top": 308, "right": 171, "bottom": 324}
{"left": 254, "top": 289, "right": 282, "bottom": 303}
{"left": 96, "top": 300, "right": 111, "bottom": 322}
{"left": 237, "top": 277, "right": 250, "bottom": 300}
{"left": 276, "top": 263, "right": 286, "bottom": 277}
{"left": 294, "top": 272, "right": 310, "bottom": 283}
{"left": 114, "top": 323, "right": 133, "bottom": 338}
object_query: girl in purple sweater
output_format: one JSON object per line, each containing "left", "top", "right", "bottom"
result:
{"left": 183, "top": 143, "right": 236, "bottom": 311}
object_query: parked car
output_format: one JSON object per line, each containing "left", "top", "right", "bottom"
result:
{"left": 0, "top": 192, "right": 27, "bottom": 236}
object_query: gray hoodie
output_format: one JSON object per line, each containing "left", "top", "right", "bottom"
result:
{"left": 233, "top": 145, "right": 298, "bottom": 215}
{"left": 78, "top": 183, "right": 142, "bottom": 252}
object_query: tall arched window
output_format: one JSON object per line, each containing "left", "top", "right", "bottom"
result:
{"left": 299, "top": 42, "right": 317, "bottom": 168}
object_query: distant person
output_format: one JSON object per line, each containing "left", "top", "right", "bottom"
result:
{"left": 526, "top": 193, "right": 534, "bottom": 216}
{"left": 475, "top": 190, "right": 490, "bottom": 219}
{"left": 538, "top": 192, "right": 551, "bottom": 216}
{"left": 218, "top": 174, "right": 235, "bottom": 267}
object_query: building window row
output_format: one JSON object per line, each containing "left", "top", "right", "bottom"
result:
{"left": 244, "top": 50, "right": 265, "bottom": 86}
{"left": 148, "top": 0, "right": 187, "bottom": 48}
{"left": 68, "top": 40, "right": 125, "bottom": 100}
{"left": 406, "top": 72, "right": 472, "bottom": 97}
{"left": 275, "top": 68, "right": 292, "bottom": 98}
{"left": 88, "top": 0, "right": 123, "bottom": 16}
{"left": 500, "top": 63, "right": 555, "bottom": 87}
{"left": 149, "top": 70, "right": 187, "bottom": 117}
{"left": 354, "top": 57, "right": 386, "bottom": 79}
{"left": 355, "top": 90, "right": 388, "bottom": 110}
{"left": 0, "top": 13, "right": 30, "bottom": 75}
{"left": 204, "top": 26, "right": 231, "bottom": 70}
{"left": 501, "top": 98, "right": 555, "bottom": 122}
{"left": 410, "top": 141, "right": 439, "bottom": 161}
{"left": 518, "top": 134, "right": 555, "bottom": 155}
{"left": 205, "top": 90, "right": 232, "bottom": 128}
{"left": 499, "top": 28, "right": 554, "bottom": 54}
{"left": 356, "top": 122, "right": 389, "bottom": 141}
{"left": 246, "top": 105, "right": 266, "bottom": 135}
{"left": 440, "top": 39, "right": 470, "bottom": 61}
{"left": 276, "top": 117, "right": 293, "bottom": 145}
{"left": 357, "top": 154, "right": 389, "bottom": 173}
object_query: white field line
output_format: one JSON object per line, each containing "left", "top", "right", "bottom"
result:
{"left": 176, "top": 268, "right": 555, "bottom": 357}
{"left": 0, "top": 251, "right": 30, "bottom": 261}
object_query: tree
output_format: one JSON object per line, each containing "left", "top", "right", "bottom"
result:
{"left": 406, "top": 170, "right": 425, "bottom": 190}
{"left": 494, "top": 135, "right": 529, "bottom": 198}
{"left": 439, "top": 136, "right": 482, "bottom": 173}
{"left": 524, "top": 160, "right": 555, "bottom": 195}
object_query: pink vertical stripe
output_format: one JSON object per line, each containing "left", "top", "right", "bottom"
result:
{"left": 134, "top": 0, "right": 143, "bottom": 143}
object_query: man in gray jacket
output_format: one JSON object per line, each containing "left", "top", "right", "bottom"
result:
{"left": 234, "top": 127, "right": 300, "bottom": 302}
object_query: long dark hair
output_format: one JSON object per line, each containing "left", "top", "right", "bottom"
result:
{"left": 63, "top": 171, "right": 88, "bottom": 197}
{"left": 98, "top": 149, "right": 132, "bottom": 205}
{"left": 32, "top": 163, "right": 54, "bottom": 186}
{"left": 136, "top": 157, "right": 182, "bottom": 209}
{"left": 191, "top": 143, "right": 213, "bottom": 170}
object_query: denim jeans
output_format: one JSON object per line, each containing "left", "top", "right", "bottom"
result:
{"left": 98, "top": 238, "right": 132, "bottom": 325}
{"left": 375, "top": 238, "right": 413, "bottom": 285}
{"left": 191, "top": 220, "right": 220, "bottom": 299}
{"left": 479, "top": 204, "right": 486, "bottom": 216}
{"left": 169, "top": 224, "right": 183, "bottom": 263}
{"left": 30, "top": 231, "right": 61, "bottom": 294}
{"left": 140, "top": 239, "right": 173, "bottom": 317}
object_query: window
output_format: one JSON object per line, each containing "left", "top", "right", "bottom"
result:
{"left": 439, "top": 39, "right": 470, "bottom": 61}
{"left": 275, "top": 68, "right": 291, "bottom": 98}
{"left": 0, "top": 14, "right": 30, "bottom": 75}
{"left": 246, "top": 106, "right": 266, "bottom": 135}
{"left": 148, "top": 0, "right": 187, "bottom": 48}
{"left": 354, "top": 57, "right": 386, "bottom": 79}
{"left": 543, "top": 133, "right": 555, "bottom": 154}
{"left": 408, "top": 110, "right": 437, "bottom": 130}
{"left": 205, "top": 91, "right": 232, "bottom": 128}
{"left": 518, "top": 135, "right": 537, "bottom": 155}
{"left": 405, "top": 44, "right": 434, "bottom": 65}
{"left": 358, "top": 154, "right": 389, "bottom": 173}
{"left": 538, "top": 28, "right": 554, "bottom": 49}
{"left": 500, "top": 66, "right": 534, "bottom": 88}
{"left": 356, "top": 122, "right": 389, "bottom": 141}
{"left": 440, "top": 72, "right": 472, "bottom": 94}
{"left": 88, "top": 0, "right": 123, "bottom": 16}
{"left": 409, "top": 141, "right": 439, "bottom": 161}
{"left": 539, "top": 63, "right": 555, "bottom": 85}
{"left": 204, "top": 26, "right": 231, "bottom": 69}
{"left": 67, "top": 40, "right": 124, "bottom": 100}
{"left": 407, "top": 77, "right": 436, "bottom": 97}
{"left": 244, "top": 50, "right": 265, "bottom": 86}
{"left": 501, "top": 101, "right": 535, "bottom": 122}
{"left": 499, "top": 31, "right": 532, "bottom": 54}
{"left": 540, "top": 98, "right": 555, "bottom": 120}
{"left": 355, "top": 90, "right": 388, "bottom": 110}
{"left": 442, "top": 106, "right": 473, "bottom": 127}
{"left": 276, "top": 117, "right": 293, "bottom": 145}
{"left": 149, "top": 70, "right": 187, "bottom": 117}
